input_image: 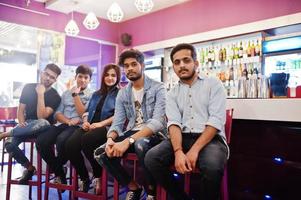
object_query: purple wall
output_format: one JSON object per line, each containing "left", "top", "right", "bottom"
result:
{"left": 0, "top": 0, "right": 119, "bottom": 43}
{"left": 65, "top": 36, "right": 100, "bottom": 67}
{"left": 119, "top": 0, "right": 301, "bottom": 47}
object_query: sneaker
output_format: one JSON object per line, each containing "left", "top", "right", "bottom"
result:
{"left": 92, "top": 177, "right": 101, "bottom": 195}
{"left": 52, "top": 175, "right": 67, "bottom": 185}
{"left": 146, "top": 195, "right": 156, "bottom": 200}
{"left": 94, "top": 143, "right": 106, "bottom": 159}
{"left": 79, "top": 178, "right": 91, "bottom": 193}
{"left": 125, "top": 187, "right": 145, "bottom": 200}
{"left": 18, "top": 168, "right": 36, "bottom": 185}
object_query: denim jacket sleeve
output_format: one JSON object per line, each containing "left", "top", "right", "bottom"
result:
{"left": 107, "top": 89, "right": 127, "bottom": 136}
{"left": 145, "top": 83, "right": 167, "bottom": 133}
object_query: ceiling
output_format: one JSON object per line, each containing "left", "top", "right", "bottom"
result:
{"left": 36, "top": 0, "right": 190, "bottom": 21}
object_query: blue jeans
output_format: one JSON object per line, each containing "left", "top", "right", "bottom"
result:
{"left": 145, "top": 134, "right": 228, "bottom": 200}
{"left": 5, "top": 119, "right": 51, "bottom": 167}
{"left": 98, "top": 130, "right": 162, "bottom": 193}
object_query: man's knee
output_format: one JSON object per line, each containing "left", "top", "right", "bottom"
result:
{"left": 4, "top": 141, "right": 14, "bottom": 153}
{"left": 134, "top": 137, "right": 150, "bottom": 155}
{"left": 144, "top": 147, "right": 160, "bottom": 170}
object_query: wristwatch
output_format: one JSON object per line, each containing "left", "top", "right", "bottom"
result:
{"left": 128, "top": 137, "right": 135, "bottom": 145}
{"left": 72, "top": 92, "right": 78, "bottom": 97}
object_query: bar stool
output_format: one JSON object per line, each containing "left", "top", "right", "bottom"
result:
{"left": 157, "top": 109, "right": 234, "bottom": 200}
{"left": 72, "top": 168, "right": 108, "bottom": 200}
{"left": 44, "top": 161, "right": 108, "bottom": 200}
{"left": 5, "top": 138, "right": 43, "bottom": 200}
{"left": 0, "top": 106, "right": 18, "bottom": 172}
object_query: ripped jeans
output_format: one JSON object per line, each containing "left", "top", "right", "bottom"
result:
{"left": 98, "top": 130, "right": 162, "bottom": 192}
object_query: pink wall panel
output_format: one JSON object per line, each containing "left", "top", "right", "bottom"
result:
{"left": 118, "top": 0, "right": 301, "bottom": 47}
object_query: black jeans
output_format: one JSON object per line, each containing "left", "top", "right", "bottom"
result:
{"left": 145, "top": 134, "right": 228, "bottom": 200}
{"left": 36, "top": 124, "right": 79, "bottom": 177}
{"left": 98, "top": 130, "right": 161, "bottom": 193}
{"left": 65, "top": 127, "right": 107, "bottom": 180}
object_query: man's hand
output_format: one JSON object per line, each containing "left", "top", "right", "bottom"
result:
{"left": 90, "top": 122, "right": 104, "bottom": 130}
{"left": 35, "top": 84, "right": 46, "bottom": 95}
{"left": 174, "top": 150, "right": 192, "bottom": 174}
{"left": 71, "top": 86, "right": 81, "bottom": 94}
{"left": 186, "top": 147, "right": 199, "bottom": 170}
{"left": 105, "top": 138, "right": 115, "bottom": 157}
{"left": 68, "top": 118, "right": 80, "bottom": 126}
{"left": 111, "top": 139, "right": 130, "bottom": 157}
{"left": 18, "top": 122, "right": 27, "bottom": 127}
{"left": 82, "top": 121, "right": 91, "bottom": 131}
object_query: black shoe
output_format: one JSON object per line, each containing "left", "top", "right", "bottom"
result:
{"left": 125, "top": 187, "right": 145, "bottom": 200}
{"left": 19, "top": 168, "right": 36, "bottom": 185}
{"left": 94, "top": 143, "right": 106, "bottom": 158}
{"left": 80, "top": 179, "right": 91, "bottom": 193}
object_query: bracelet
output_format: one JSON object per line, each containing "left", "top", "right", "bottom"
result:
{"left": 174, "top": 147, "right": 183, "bottom": 153}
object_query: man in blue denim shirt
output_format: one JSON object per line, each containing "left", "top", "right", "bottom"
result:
{"left": 145, "top": 43, "right": 228, "bottom": 200}
{"left": 98, "top": 49, "right": 166, "bottom": 200}
{"left": 36, "top": 65, "right": 93, "bottom": 185}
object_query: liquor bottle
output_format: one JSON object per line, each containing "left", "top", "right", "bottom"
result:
{"left": 251, "top": 40, "right": 255, "bottom": 57}
{"left": 255, "top": 39, "right": 261, "bottom": 56}
{"left": 234, "top": 43, "right": 239, "bottom": 59}
{"left": 204, "top": 47, "right": 209, "bottom": 63}
{"left": 242, "top": 64, "right": 248, "bottom": 78}
{"left": 222, "top": 46, "right": 227, "bottom": 62}
{"left": 238, "top": 41, "right": 243, "bottom": 59}
{"left": 229, "top": 44, "right": 234, "bottom": 61}
{"left": 247, "top": 40, "right": 252, "bottom": 57}
{"left": 219, "top": 45, "right": 223, "bottom": 62}
{"left": 199, "top": 48, "right": 204, "bottom": 64}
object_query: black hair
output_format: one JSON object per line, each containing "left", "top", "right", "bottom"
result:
{"left": 170, "top": 43, "right": 197, "bottom": 62}
{"left": 76, "top": 64, "right": 93, "bottom": 78}
{"left": 45, "top": 63, "right": 61, "bottom": 76}
{"left": 118, "top": 49, "right": 144, "bottom": 67}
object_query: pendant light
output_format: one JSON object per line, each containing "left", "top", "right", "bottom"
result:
{"left": 135, "top": 0, "right": 154, "bottom": 13}
{"left": 65, "top": 11, "right": 79, "bottom": 36}
{"left": 83, "top": 12, "right": 100, "bottom": 30}
{"left": 107, "top": 2, "right": 124, "bottom": 23}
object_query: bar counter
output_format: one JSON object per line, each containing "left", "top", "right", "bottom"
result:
{"left": 226, "top": 98, "right": 301, "bottom": 122}
{"left": 225, "top": 98, "right": 301, "bottom": 200}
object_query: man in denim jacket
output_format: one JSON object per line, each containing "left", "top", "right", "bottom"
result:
{"left": 98, "top": 49, "right": 166, "bottom": 200}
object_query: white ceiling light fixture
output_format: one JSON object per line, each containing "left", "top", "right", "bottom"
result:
{"left": 107, "top": 2, "right": 124, "bottom": 23}
{"left": 135, "top": 0, "right": 154, "bottom": 13}
{"left": 83, "top": 12, "right": 100, "bottom": 30}
{"left": 65, "top": 12, "right": 79, "bottom": 36}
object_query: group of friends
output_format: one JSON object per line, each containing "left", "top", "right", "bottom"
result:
{"left": 0, "top": 43, "right": 228, "bottom": 200}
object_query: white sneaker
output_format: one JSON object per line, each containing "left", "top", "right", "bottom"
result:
{"left": 125, "top": 187, "right": 145, "bottom": 200}
{"left": 146, "top": 194, "right": 156, "bottom": 200}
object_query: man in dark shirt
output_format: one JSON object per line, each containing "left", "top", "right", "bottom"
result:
{"left": 1, "top": 63, "right": 61, "bottom": 184}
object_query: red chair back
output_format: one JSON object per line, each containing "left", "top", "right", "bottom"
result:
{"left": 225, "top": 109, "right": 234, "bottom": 144}
{"left": 0, "top": 107, "right": 18, "bottom": 121}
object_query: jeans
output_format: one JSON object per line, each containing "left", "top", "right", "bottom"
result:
{"left": 145, "top": 134, "right": 228, "bottom": 200}
{"left": 36, "top": 124, "right": 79, "bottom": 177}
{"left": 4, "top": 119, "right": 51, "bottom": 167}
{"left": 65, "top": 127, "right": 107, "bottom": 180}
{"left": 98, "top": 131, "right": 161, "bottom": 193}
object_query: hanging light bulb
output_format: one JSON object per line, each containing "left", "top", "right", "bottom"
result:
{"left": 65, "top": 12, "right": 79, "bottom": 36}
{"left": 83, "top": 12, "right": 100, "bottom": 30}
{"left": 135, "top": 0, "right": 154, "bottom": 13}
{"left": 107, "top": 2, "right": 124, "bottom": 23}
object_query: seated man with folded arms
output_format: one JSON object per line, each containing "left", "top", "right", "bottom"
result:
{"left": 97, "top": 49, "right": 166, "bottom": 200}
{"left": 145, "top": 43, "right": 228, "bottom": 200}
{"left": 1, "top": 63, "right": 61, "bottom": 184}
{"left": 36, "top": 65, "right": 93, "bottom": 185}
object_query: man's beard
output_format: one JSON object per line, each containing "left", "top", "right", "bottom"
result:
{"left": 126, "top": 72, "right": 142, "bottom": 81}
{"left": 179, "top": 69, "right": 196, "bottom": 81}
